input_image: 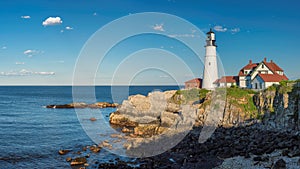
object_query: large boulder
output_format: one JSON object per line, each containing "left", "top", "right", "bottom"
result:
{"left": 160, "top": 111, "right": 181, "bottom": 127}
{"left": 70, "top": 157, "right": 87, "bottom": 166}
{"left": 272, "top": 159, "right": 286, "bottom": 169}
{"left": 128, "top": 94, "right": 151, "bottom": 112}
{"left": 109, "top": 112, "right": 138, "bottom": 127}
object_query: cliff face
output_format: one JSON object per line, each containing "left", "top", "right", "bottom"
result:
{"left": 184, "top": 88, "right": 258, "bottom": 128}
{"left": 254, "top": 82, "right": 300, "bottom": 130}
{"left": 109, "top": 88, "right": 259, "bottom": 134}
{"left": 107, "top": 83, "right": 300, "bottom": 157}
{"left": 110, "top": 82, "right": 300, "bottom": 136}
{"left": 199, "top": 82, "right": 300, "bottom": 130}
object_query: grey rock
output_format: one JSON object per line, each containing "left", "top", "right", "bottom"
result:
{"left": 272, "top": 159, "right": 286, "bottom": 169}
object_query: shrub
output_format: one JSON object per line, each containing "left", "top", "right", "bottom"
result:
{"left": 174, "top": 88, "right": 209, "bottom": 104}
{"left": 278, "top": 80, "right": 294, "bottom": 94}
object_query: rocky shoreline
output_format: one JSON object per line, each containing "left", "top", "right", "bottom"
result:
{"left": 59, "top": 124, "right": 300, "bottom": 168}
{"left": 46, "top": 102, "right": 118, "bottom": 109}
{"left": 57, "top": 82, "right": 300, "bottom": 168}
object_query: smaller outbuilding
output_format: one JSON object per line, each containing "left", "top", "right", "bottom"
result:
{"left": 184, "top": 78, "right": 202, "bottom": 89}
{"left": 214, "top": 76, "right": 239, "bottom": 87}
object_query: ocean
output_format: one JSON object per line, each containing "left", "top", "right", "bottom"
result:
{"left": 0, "top": 86, "right": 180, "bottom": 169}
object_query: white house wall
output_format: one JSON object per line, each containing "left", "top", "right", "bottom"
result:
{"left": 251, "top": 63, "right": 273, "bottom": 80}
{"left": 239, "top": 76, "right": 246, "bottom": 88}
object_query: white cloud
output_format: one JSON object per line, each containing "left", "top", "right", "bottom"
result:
{"left": 231, "top": 28, "right": 241, "bottom": 33}
{"left": 0, "top": 69, "right": 55, "bottom": 76}
{"left": 23, "top": 49, "right": 35, "bottom": 55}
{"left": 37, "top": 71, "right": 55, "bottom": 75}
{"left": 168, "top": 34, "right": 199, "bottom": 38}
{"left": 213, "top": 25, "right": 241, "bottom": 34}
{"left": 23, "top": 49, "right": 41, "bottom": 57}
{"left": 21, "top": 15, "right": 31, "bottom": 19}
{"left": 15, "top": 62, "right": 25, "bottom": 65}
{"left": 152, "top": 24, "right": 165, "bottom": 32}
{"left": 42, "top": 17, "right": 62, "bottom": 26}
{"left": 93, "top": 12, "right": 97, "bottom": 16}
{"left": 214, "top": 25, "right": 228, "bottom": 32}
{"left": 2, "top": 46, "right": 7, "bottom": 50}
{"left": 65, "top": 26, "right": 73, "bottom": 30}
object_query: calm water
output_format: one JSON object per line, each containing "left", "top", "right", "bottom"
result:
{"left": 0, "top": 86, "right": 180, "bottom": 169}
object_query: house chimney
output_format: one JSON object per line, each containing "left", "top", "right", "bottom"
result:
{"left": 264, "top": 57, "right": 267, "bottom": 62}
{"left": 271, "top": 60, "right": 273, "bottom": 63}
{"left": 249, "top": 60, "right": 252, "bottom": 64}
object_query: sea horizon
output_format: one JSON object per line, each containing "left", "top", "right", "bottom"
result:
{"left": 0, "top": 85, "right": 181, "bottom": 168}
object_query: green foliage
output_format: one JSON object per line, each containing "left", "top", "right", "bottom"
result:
{"left": 226, "top": 87, "right": 257, "bottom": 99}
{"left": 226, "top": 87, "right": 258, "bottom": 117}
{"left": 278, "top": 80, "right": 294, "bottom": 94}
{"left": 174, "top": 88, "right": 209, "bottom": 104}
{"left": 201, "top": 99, "right": 211, "bottom": 109}
{"left": 256, "top": 112, "right": 264, "bottom": 120}
{"left": 230, "top": 84, "right": 239, "bottom": 89}
{"left": 266, "top": 84, "right": 278, "bottom": 92}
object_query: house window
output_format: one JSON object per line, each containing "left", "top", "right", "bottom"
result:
{"left": 260, "top": 83, "right": 262, "bottom": 89}
{"left": 262, "top": 64, "right": 264, "bottom": 68}
{"left": 244, "top": 70, "right": 248, "bottom": 74}
{"left": 209, "top": 62, "right": 211, "bottom": 66}
{"left": 255, "top": 83, "right": 258, "bottom": 89}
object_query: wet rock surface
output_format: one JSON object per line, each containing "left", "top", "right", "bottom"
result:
{"left": 272, "top": 159, "right": 286, "bottom": 169}
{"left": 46, "top": 102, "right": 118, "bottom": 109}
{"left": 70, "top": 157, "right": 87, "bottom": 166}
{"left": 90, "top": 124, "right": 299, "bottom": 168}
{"left": 58, "top": 149, "right": 71, "bottom": 155}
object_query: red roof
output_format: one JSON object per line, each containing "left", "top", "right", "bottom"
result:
{"left": 263, "top": 61, "right": 284, "bottom": 72}
{"left": 185, "top": 78, "right": 202, "bottom": 83}
{"left": 238, "top": 59, "right": 284, "bottom": 76}
{"left": 214, "top": 76, "right": 239, "bottom": 84}
{"left": 238, "top": 63, "right": 259, "bottom": 76}
{"left": 257, "top": 74, "right": 288, "bottom": 82}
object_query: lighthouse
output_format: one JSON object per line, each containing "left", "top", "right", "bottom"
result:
{"left": 202, "top": 28, "right": 218, "bottom": 90}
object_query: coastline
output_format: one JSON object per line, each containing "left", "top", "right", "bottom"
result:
{"left": 97, "top": 124, "right": 300, "bottom": 169}
{"left": 59, "top": 83, "right": 300, "bottom": 168}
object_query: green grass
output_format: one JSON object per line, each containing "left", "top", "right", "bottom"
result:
{"left": 174, "top": 88, "right": 209, "bottom": 104}
{"left": 266, "top": 80, "right": 298, "bottom": 94}
{"left": 278, "top": 80, "right": 294, "bottom": 94}
{"left": 225, "top": 87, "right": 258, "bottom": 118}
{"left": 266, "top": 84, "right": 278, "bottom": 92}
{"left": 226, "top": 87, "right": 257, "bottom": 99}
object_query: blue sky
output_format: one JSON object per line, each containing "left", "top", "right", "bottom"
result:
{"left": 0, "top": 0, "right": 299, "bottom": 85}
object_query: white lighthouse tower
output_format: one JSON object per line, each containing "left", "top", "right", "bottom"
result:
{"left": 202, "top": 28, "right": 218, "bottom": 90}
